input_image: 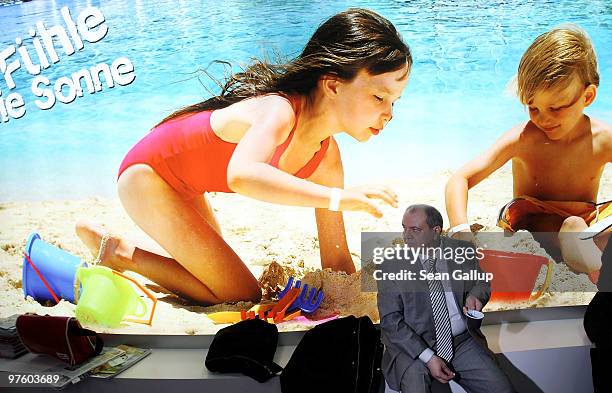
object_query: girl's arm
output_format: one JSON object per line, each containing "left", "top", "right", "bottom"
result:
{"left": 227, "top": 96, "right": 395, "bottom": 216}
{"left": 308, "top": 137, "right": 355, "bottom": 273}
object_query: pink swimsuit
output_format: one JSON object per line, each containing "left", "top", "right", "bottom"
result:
{"left": 118, "top": 110, "right": 330, "bottom": 200}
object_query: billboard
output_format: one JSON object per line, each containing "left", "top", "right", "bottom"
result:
{"left": 1, "top": 0, "right": 610, "bottom": 335}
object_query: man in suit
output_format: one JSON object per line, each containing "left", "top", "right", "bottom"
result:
{"left": 377, "top": 204, "right": 515, "bottom": 393}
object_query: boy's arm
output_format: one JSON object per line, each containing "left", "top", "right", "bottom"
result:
{"left": 445, "top": 125, "right": 522, "bottom": 230}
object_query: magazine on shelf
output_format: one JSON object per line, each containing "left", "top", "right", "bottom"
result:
{"left": 89, "top": 345, "right": 152, "bottom": 379}
{"left": 0, "top": 345, "right": 150, "bottom": 389}
{"left": 43, "top": 347, "right": 124, "bottom": 389}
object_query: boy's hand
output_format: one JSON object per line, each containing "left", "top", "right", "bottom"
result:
{"left": 426, "top": 355, "right": 455, "bottom": 383}
{"left": 341, "top": 185, "right": 398, "bottom": 218}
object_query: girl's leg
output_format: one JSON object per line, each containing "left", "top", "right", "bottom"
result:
{"left": 193, "top": 193, "right": 223, "bottom": 236}
{"left": 76, "top": 164, "right": 260, "bottom": 304}
{"left": 559, "top": 216, "right": 602, "bottom": 273}
{"left": 75, "top": 221, "right": 224, "bottom": 303}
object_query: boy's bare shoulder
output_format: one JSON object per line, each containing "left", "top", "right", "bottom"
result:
{"left": 515, "top": 121, "right": 546, "bottom": 142}
{"left": 504, "top": 121, "right": 543, "bottom": 146}
{"left": 590, "top": 118, "right": 612, "bottom": 159}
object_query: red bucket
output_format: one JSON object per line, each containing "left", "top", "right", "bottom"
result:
{"left": 479, "top": 250, "right": 553, "bottom": 302}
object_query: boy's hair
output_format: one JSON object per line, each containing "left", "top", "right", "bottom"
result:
{"left": 517, "top": 24, "right": 599, "bottom": 104}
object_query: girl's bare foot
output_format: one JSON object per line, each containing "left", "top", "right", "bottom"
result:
{"left": 75, "top": 220, "right": 134, "bottom": 272}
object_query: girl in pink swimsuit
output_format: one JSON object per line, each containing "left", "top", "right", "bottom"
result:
{"left": 116, "top": 98, "right": 331, "bottom": 200}
{"left": 77, "top": 8, "right": 412, "bottom": 304}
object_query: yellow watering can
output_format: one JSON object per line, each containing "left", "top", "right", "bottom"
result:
{"left": 74, "top": 266, "right": 157, "bottom": 327}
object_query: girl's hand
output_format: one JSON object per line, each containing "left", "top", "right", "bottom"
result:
{"left": 339, "top": 185, "right": 398, "bottom": 218}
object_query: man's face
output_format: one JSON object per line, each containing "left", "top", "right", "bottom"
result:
{"left": 402, "top": 209, "right": 440, "bottom": 249}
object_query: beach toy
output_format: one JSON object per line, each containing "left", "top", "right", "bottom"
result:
{"left": 22, "top": 233, "right": 86, "bottom": 304}
{"left": 278, "top": 276, "right": 324, "bottom": 314}
{"left": 250, "top": 303, "right": 275, "bottom": 315}
{"left": 479, "top": 250, "right": 553, "bottom": 302}
{"left": 277, "top": 276, "right": 301, "bottom": 299}
{"left": 268, "top": 287, "right": 301, "bottom": 323}
{"left": 206, "top": 284, "right": 320, "bottom": 325}
{"left": 74, "top": 266, "right": 157, "bottom": 327}
{"left": 282, "top": 310, "right": 302, "bottom": 322}
{"left": 290, "top": 313, "right": 340, "bottom": 327}
{"left": 207, "top": 311, "right": 244, "bottom": 325}
{"left": 207, "top": 305, "right": 301, "bottom": 325}
{"left": 288, "top": 283, "right": 324, "bottom": 314}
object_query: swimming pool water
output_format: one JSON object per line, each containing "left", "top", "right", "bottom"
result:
{"left": 1, "top": 0, "right": 611, "bottom": 200}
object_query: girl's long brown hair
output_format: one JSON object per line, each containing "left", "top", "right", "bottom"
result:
{"left": 158, "top": 8, "right": 411, "bottom": 125}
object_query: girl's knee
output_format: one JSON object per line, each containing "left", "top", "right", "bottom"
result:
{"left": 247, "top": 288, "right": 262, "bottom": 303}
{"left": 210, "top": 274, "right": 261, "bottom": 304}
{"left": 237, "top": 278, "right": 262, "bottom": 303}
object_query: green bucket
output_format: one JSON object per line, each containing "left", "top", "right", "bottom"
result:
{"left": 75, "top": 266, "right": 152, "bottom": 328}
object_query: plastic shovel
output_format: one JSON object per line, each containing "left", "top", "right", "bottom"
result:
{"left": 289, "top": 283, "right": 324, "bottom": 313}
{"left": 207, "top": 311, "right": 243, "bottom": 324}
{"left": 268, "top": 287, "right": 301, "bottom": 323}
{"left": 207, "top": 298, "right": 302, "bottom": 325}
{"left": 277, "top": 276, "right": 301, "bottom": 299}
{"left": 279, "top": 277, "right": 324, "bottom": 314}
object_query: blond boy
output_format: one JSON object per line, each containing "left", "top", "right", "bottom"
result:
{"left": 445, "top": 25, "right": 612, "bottom": 282}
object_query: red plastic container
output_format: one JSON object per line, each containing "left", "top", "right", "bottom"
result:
{"left": 479, "top": 250, "right": 553, "bottom": 302}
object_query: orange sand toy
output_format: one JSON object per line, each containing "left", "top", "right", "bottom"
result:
{"left": 207, "top": 288, "right": 302, "bottom": 324}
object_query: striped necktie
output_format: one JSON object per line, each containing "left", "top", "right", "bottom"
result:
{"left": 425, "top": 257, "right": 454, "bottom": 362}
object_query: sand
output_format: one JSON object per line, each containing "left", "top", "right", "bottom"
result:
{"left": 1, "top": 168, "right": 610, "bottom": 334}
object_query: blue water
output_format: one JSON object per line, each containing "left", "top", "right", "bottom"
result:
{"left": 1, "top": 0, "right": 611, "bottom": 201}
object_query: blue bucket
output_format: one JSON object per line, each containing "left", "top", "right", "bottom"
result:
{"left": 22, "top": 233, "right": 86, "bottom": 303}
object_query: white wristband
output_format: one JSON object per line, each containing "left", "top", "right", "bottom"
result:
{"left": 448, "top": 223, "right": 471, "bottom": 237}
{"left": 328, "top": 187, "right": 342, "bottom": 211}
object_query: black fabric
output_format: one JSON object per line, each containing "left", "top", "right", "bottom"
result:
{"left": 590, "top": 348, "right": 611, "bottom": 393}
{"left": 205, "top": 318, "right": 282, "bottom": 383}
{"left": 584, "top": 292, "right": 612, "bottom": 347}
{"left": 280, "top": 315, "right": 384, "bottom": 393}
{"left": 584, "top": 240, "right": 612, "bottom": 346}
{"left": 585, "top": 239, "right": 612, "bottom": 392}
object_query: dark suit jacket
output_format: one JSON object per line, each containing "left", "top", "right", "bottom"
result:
{"left": 376, "top": 237, "right": 491, "bottom": 391}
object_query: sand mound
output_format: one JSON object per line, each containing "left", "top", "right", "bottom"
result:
{"left": 476, "top": 230, "right": 597, "bottom": 311}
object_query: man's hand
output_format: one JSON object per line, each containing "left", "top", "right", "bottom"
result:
{"left": 463, "top": 294, "right": 483, "bottom": 314}
{"left": 426, "top": 355, "right": 455, "bottom": 383}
